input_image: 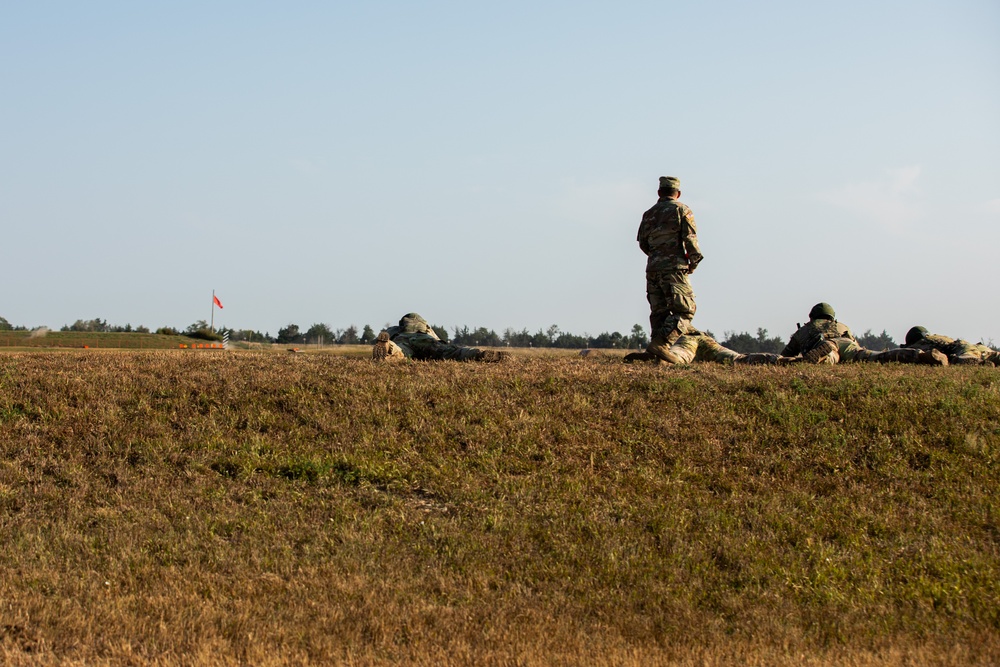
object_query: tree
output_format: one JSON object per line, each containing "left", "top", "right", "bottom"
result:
{"left": 360, "top": 325, "right": 376, "bottom": 344}
{"left": 431, "top": 325, "right": 449, "bottom": 342}
{"left": 0, "top": 316, "right": 12, "bottom": 331}
{"left": 276, "top": 324, "right": 303, "bottom": 344}
{"left": 305, "top": 323, "right": 334, "bottom": 345}
{"left": 185, "top": 320, "right": 222, "bottom": 341}
{"left": 722, "top": 328, "right": 785, "bottom": 354}
{"left": 857, "top": 329, "right": 896, "bottom": 351}
{"left": 502, "top": 328, "right": 533, "bottom": 347}
{"left": 186, "top": 320, "right": 210, "bottom": 335}
{"left": 339, "top": 325, "right": 360, "bottom": 345}
{"left": 627, "top": 324, "right": 648, "bottom": 349}
{"left": 589, "top": 331, "right": 625, "bottom": 349}
{"left": 63, "top": 318, "right": 111, "bottom": 332}
{"left": 229, "top": 329, "right": 272, "bottom": 343}
{"left": 554, "top": 332, "right": 588, "bottom": 348}
{"left": 453, "top": 326, "right": 471, "bottom": 345}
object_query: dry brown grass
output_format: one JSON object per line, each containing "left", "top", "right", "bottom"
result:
{"left": 0, "top": 351, "right": 998, "bottom": 665}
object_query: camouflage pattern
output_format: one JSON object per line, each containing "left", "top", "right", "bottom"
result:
{"left": 378, "top": 313, "right": 486, "bottom": 362}
{"left": 807, "top": 337, "right": 946, "bottom": 365}
{"left": 659, "top": 176, "right": 680, "bottom": 191}
{"left": 644, "top": 270, "right": 697, "bottom": 345}
{"left": 390, "top": 331, "right": 482, "bottom": 361}
{"left": 780, "top": 319, "right": 855, "bottom": 358}
{"left": 904, "top": 333, "right": 1000, "bottom": 365}
{"left": 638, "top": 192, "right": 702, "bottom": 344}
{"left": 372, "top": 331, "right": 406, "bottom": 361}
{"left": 663, "top": 333, "right": 742, "bottom": 365}
{"left": 398, "top": 313, "right": 435, "bottom": 335}
{"left": 637, "top": 197, "right": 702, "bottom": 274}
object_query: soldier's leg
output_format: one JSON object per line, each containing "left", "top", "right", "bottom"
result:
{"left": 802, "top": 339, "right": 841, "bottom": 364}
{"left": 657, "top": 334, "right": 699, "bottom": 365}
{"left": 860, "top": 348, "right": 946, "bottom": 365}
{"left": 693, "top": 336, "right": 741, "bottom": 364}
{"left": 832, "top": 339, "right": 873, "bottom": 363}
{"left": 647, "top": 272, "right": 697, "bottom": 361}
{"left": 668, "top": 274, "right": 697, "bottom": 321}
{"left": 647, "top": 315, "right": 695, "bottom": 361}
{"left": 735, "top": 353, "right": 782, "bottom": 365}
{"left": 951, "top": 354, "right": 981, "bottom": 365}
{"left": 403, "top": 333, "right": 478, "bottom": 361}
{"left": 645, "top": 273, "right": 668, "bottom": 337}
{"left": 406, "top": 333, "right": 509, "bottom": 362}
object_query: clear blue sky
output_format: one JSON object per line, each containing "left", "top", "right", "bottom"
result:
{"left": 3, "top": 1, "right": 998, "bottom": 343}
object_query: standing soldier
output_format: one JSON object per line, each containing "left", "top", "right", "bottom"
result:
{"left": 637, "top": 176, "right": 703, "bottom": 361}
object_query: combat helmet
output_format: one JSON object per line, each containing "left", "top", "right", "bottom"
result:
{"left": 398, "top": 312, "right": 432, "bottom": 335}
{"left": 808, "top": 303, "right": 836, "bottom": 321}
{"left": 905, "top": 326, "right": 928, "bottom": 346}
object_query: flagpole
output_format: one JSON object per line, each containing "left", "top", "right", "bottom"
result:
{"left": 211, "top": 289, "right": 215, "bottom": 332}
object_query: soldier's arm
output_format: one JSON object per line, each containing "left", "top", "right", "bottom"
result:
{"left": 780, "top": 329, "right": 802, "bottom": 357}
{"left": 637, "top": 222, "right": 651, "bottom": 256}
{"left": 680, "top": 206, "right": 703, "bottom": 272}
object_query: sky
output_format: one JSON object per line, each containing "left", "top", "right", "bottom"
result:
{"left": 2, "top": 1, "right": 998, "bottom": 344}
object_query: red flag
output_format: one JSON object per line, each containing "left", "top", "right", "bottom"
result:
{"left": 213, "top": 295, "right": 224, "bottom": 309}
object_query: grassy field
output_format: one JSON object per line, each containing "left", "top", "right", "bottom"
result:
{"left": 0, "top": 331, "right": 222, "bottom": 351}
{"left": 0, "top": 351, "right": 998, "bottom": 665}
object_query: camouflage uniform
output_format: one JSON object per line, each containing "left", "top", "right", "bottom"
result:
{"left": 661, "top": 332, "right": 742, "bottom": 365}
{"left": 637, "top": 177, "right": 703, "bottom": 347}
{"left": 780, "top": 317, "right": 856, "bottom": 359}
{"left": 782, "top": 312, "right": 945, "bottom": 365}
{"left": 904, "top": 331, "right": 1000, "bottom": 366}
{"left": 375, "top": 313, "right": 507, "bottom": 362}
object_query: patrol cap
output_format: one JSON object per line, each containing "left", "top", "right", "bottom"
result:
{"left": 809, "top": 303, "right": 836, "bottom": 320}
{"left": 905, "top": 326, "right": 928, "bottom": 345}
{"left": 659, "top": 176, "right": 680, "bottom": 191}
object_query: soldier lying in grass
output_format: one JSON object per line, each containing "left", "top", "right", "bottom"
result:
{"left": 372, "top": 313, "right": 510, "bottom": 363}
{"left": 624, "top": 304, "right": 947, "bottom": 367}
{"left": 902, "top": 326, "right": 999, "bottom": 366}
{"left": 780, "top": 303, "right": 946, "bottom": 366}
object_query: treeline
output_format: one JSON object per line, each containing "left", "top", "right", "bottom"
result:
{"left": 716, "top": 328, "right": 898, "bottom": 354}
{"left": 0, "top": 315, "right": 908, "bottom": 352}
{"left": 271, "top": 322, "right": 652, "bottom": 349}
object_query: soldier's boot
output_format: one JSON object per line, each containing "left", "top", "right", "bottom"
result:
{"left": 623, "top": 351, "right": 659, "bottom": 364}
{"left": 871, "top": 348, "right": 918, "bottom": 364}
{"left": 372, "top": 331, "right": 406, "bottom": 362}
{"left": 735, "top": 353, "right": 781, "bottom": 365}
{"left": 646, "top": 333, "right": 683, "bottom": 363}
{"left": 803, "top": 340, "right": 839, "bottom": 364}
{"left": 474, "top": 349, "right": 511, "bottom": 363}
{"left": 918, "top": 349, "right": 948, "bottom": 366}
